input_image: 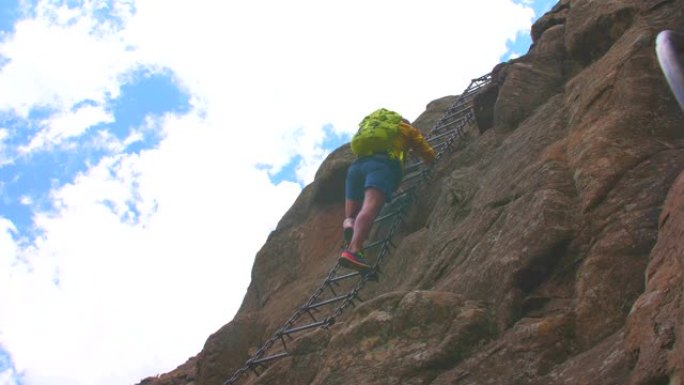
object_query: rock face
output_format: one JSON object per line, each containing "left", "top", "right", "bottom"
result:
{"left": 139, "top": 1, "right": 684, "bottom": 384}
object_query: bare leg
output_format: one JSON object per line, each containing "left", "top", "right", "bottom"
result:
{"left": 345, "top": 200, "right": 361, "bottom": 225}
{"left": 348, "top": 187, "right": 385, "bottom": 253}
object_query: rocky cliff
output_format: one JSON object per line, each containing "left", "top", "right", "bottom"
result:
{"left": 140, "top": 0, "right": 684, "bottom": 384}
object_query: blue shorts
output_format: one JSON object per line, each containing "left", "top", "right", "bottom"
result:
{"left": 345, "top": 155, "right": 402, "bottom": 203}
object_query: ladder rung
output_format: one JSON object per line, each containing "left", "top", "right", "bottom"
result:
{"left": 363, "top": 238, "right": 387, "bottom": 251}
{"left": 441, "top": 114, "right": 468, "bottom": 127}
{"left": 446, "top": 102, "right": 473, "bottom": 115}
{"left": 374, "top": 209, "right": 403, "bottom": 223}
{"left": 392, "top": 189, "right": 414, "bottom": 202}
{"left": 428, "top": 128, "right": 458, "bottom": 144}
{"left": 438, "top": 108, "right": 471, "bottom": 122}
{"left": 404, "top": 161, "right": 424, "bottom": 173}
{"left": 402, "top": 170, "right": 424, "bottom": 181}
{"left": 432, "top": 140, "right": 453, "bottom": 152}
{"left": 435, "top": 109, "right": 468, "bottom": 125}
{"left": 281, "top": 320, "right": 328, "bottom": 336}
{"left": 473, "top": 73, "right": 491, "bottom": 82}
{"left": 461, "top": 88, "right": 482, "bottom": 98}
{"left": 250, "top": 352, "right": 290, "bottom": 366}
{"left": 435, "top": 118, "right": 467, "bottom": 133}
{"left": 442, "top": 107, "right": 468, "bottom": 120}
{"left": 328, "top": 271, "right": 362, "bottom": 283}
{"left": 304, "top": 293, "right": 351, "bottom": 310}
{"left": 441, "top": 114, "right": 468, "bottom": 126}
{"left": 398, "top": 176, "right": 424, "bottom": 191}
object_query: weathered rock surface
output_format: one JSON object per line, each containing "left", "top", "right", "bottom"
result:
{"left": 139, "top": 0, "right": 684, "bottom": 384}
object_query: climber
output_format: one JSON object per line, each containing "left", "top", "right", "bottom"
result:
{"left": 339, "top": 108, "right": 436, "bottom": 271}
{"left": 656, "top": 30, "right": 684, "bottom": 111}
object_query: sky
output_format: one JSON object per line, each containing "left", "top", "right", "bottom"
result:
{"left": 0, "top": 0, "right": 555, "bottom": 384}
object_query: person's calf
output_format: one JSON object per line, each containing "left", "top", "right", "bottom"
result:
{"left": 342, "top": 217, "right": 354, "bottom": 243}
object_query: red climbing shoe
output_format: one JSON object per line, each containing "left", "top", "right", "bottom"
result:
{"left": 339, "top": 250, "right": 371, "bottom": 271}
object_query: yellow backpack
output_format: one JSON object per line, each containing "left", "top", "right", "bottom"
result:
{"left": 350, "top": 108, "right": 402, "bottom": 157}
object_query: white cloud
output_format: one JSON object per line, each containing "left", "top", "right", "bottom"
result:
{"left": 1, "top": 112, "right": 302, "bottom": 385}
{"left": 0, "top": 218, "right": 18, "bottom": 269}
{"left": 121, "top": 0, "right": 535, "bottom": 134}
{"left": 21, "top": 104, "right": 113, "bottom": 153}
{"left": 0, "top": 128, "right": 10, "bottom": 166}
{"left": 0, "top": 4, "right": 135, "bottom": 117}
{"left": 0, "top": 1, "right": 536, "bottom": 384}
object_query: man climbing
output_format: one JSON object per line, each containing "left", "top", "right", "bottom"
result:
{"left": 339, "top": 108, "right": 436, "bottom": 271}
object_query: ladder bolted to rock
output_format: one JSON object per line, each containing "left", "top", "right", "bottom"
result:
{"left": 222, "top": 73, "right": 492, "bottom": 385}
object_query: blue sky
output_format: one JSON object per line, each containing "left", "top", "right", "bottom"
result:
{"left": 0, "top": 0, "right": 20, "bottom": 34}
{"left": 0, "top": 1, "right": 554, "bottom": 384}
{"left": 1, "top": 68, "right": 190, "bottom": 236}
{"left": 504, "top": 0, "right": 557, "bottom": 59}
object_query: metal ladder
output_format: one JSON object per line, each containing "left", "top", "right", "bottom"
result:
{"left": 222, "top": 73, "right": 492, "bottom": 385}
